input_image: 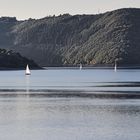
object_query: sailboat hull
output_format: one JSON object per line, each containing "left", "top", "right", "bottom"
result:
{"left": 25, "top": 73, "right": 31, "bottom": 75}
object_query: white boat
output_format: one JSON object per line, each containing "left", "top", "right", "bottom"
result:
{"left": 114, "top": 62, "right": 117, "bottom": 72}
{"left": 80, "top": 64, "right": 82, "bottom": 70}
{"left": 25, "top": 64, "right": 31, "bottom": 75}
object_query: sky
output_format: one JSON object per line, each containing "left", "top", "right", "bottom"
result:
{"left": 0, "top": 0, "right": 140, "bottom": 20}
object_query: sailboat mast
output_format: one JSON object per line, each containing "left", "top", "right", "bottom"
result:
{"left": 114, "top": 61, "right": 117, "bottom": 72}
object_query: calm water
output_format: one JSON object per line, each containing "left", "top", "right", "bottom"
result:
{"left": 0, "top": 69, "right": 140, "bottom": 140}
{"left": 1, "top": 69, "right": 140, "bottom": 91}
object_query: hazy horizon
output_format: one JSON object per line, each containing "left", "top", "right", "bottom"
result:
{"left": 0, "top": 0, "right": 140, "bottom": 20}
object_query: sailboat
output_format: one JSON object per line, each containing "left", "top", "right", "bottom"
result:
{"left": 25, "top": 64, "right": 31, "bottom": 75}
{"left": 114, "top": 61, "right": 117, "bottom": 72}
{"left": 80, "top": 63, "right": 82, "bottom": 70}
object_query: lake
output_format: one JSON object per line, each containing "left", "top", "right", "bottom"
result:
{"left": 0, "top": 68, "right": 140, "bottom": 140}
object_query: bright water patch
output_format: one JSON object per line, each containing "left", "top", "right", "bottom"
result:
{"left": 0, "top": 69, "right": 140, "bottom": 139}
{"left": 0, "top": 97, "right": 140, "bottom": 140}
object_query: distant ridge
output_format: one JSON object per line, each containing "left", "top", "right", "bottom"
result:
{"left": 0, "top": 8, "right": 140, "bottom": 66}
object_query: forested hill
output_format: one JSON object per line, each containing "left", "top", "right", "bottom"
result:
{"left": 0, "top": 49, "right": 39, "bottom": 69}
{"left": 1, "top": 8, "right": 140, "bottom": 66}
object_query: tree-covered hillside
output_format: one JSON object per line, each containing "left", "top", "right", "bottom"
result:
{"left": 0, "top": 8, "right": 140, "bottom": 66}
{"left": 0, "top": 48, "right": 39, "bottom": 69}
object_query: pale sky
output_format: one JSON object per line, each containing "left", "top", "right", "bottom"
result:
{"left": 0, "top": 0, "right": 140, "bottom": 20}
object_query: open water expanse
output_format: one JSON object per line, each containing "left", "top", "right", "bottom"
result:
{"left": 0, "top": 68, "right": 140, "bottom": 140}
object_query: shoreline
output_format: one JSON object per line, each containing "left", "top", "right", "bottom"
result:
{"left": 1, "top": 65, "right": 140, "bottom": 70}
{"left": 0, "top": 67, "right": 43, "bottom": 71}
{"left": 44, "top": 66, "right": 140, "bottom": 70}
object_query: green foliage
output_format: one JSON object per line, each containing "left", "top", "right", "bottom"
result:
{"left": 1, "top": 9, "right": 140, "bottom": 66}
{"left": 0, "top": 48, "right": 39, "bottom": 68}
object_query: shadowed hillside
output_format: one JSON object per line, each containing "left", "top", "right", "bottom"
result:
{"left": 0, "top": 48, "right": 39, "bottom": 69}
{"left": 0, "top": 8, "right": 140, "bottom": 66}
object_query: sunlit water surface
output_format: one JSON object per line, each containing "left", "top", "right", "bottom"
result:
{"left": 0, "top": 69, "right": 140, "bottom": 140}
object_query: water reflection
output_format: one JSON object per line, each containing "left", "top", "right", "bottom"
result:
{"left": 0, "top": 98, "right": 140, "bottom": 140}
{"left": 0, "top": 69, "right": 140, "bottom": 93}
{"left": 25, "top": 75, "right": 30, "bottom": 94}
{"left": 0, "top": 69, "right": 140, "bottom": 139}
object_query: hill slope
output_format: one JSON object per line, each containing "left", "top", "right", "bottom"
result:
{"left": 0, "top": 8, "right": 140, "bottom": 66}
{"left": 0, "top": 48, "right": 39, "bottom": 69}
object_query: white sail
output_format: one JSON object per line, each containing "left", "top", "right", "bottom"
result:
{"left": 80, "top": 64, "right": 82, "bottom": 70}
{"left": 114, "top": 62, "right": 117, "bottom": 72}
{"left": 25, "top": 64, "right": 31, "bottom": 75}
